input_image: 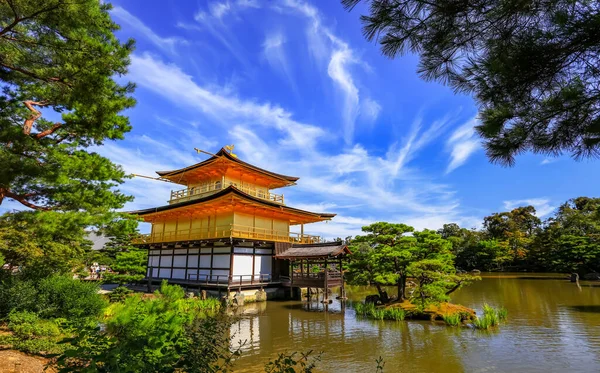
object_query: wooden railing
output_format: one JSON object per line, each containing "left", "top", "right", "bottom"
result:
{"left": 186, "top": 273, "right": 273, "bottom": 286}
{"left": 281, "top": 271, "right": 343, "bottom": 288}
{"left": 170, "top": 184, "right": 284, "bottom": 204}
{"left": 133, "top": 224, "right": 321, "bottom": 245}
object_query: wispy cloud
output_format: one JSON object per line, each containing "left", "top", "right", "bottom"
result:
{"left": 280, "top": 0, "right": 379, "bottom": 144}
{"left": 111, "top": 6, "right": 187, "bottom": 54}
{"left": 541, "top": 158, "right": 558, "bottom": 165}
{"left": 262, "top": 31, "right": 297, "bottom": 92}
{"left": 446, "top": 117, "right": 480, "bottom": 173}
{"left": 503, "top": 198, "right": 556, "bottom": 217}
{"left": 360, "top": 98, "right": 382, "bottom": 123}
{"left": 129, "top": 53, "right": 324, "bottom": 150}
{"left": 122, "top": 52, "right": 469, "bottom": 235}
{"left": 188, "top": 0, "right": 261, "bottom": 65}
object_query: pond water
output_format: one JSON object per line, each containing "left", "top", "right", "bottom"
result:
{"left": 232, "top": 273, "right": 600, "bottom": 372}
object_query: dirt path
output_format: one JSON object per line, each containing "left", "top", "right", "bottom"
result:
{"left": 0, "top": 350, "right": 55, "bottom": 373}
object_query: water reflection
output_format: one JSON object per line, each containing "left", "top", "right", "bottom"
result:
{"left": 232, "top": 275, "right": 600, "bottom": 372}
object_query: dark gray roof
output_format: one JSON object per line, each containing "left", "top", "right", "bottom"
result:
{"left": 275, "top": 242, "right": 351, "bottom": 259}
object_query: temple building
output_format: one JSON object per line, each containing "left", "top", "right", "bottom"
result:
{"left": 131, "top": 147, "right": 350, "bottom": 296}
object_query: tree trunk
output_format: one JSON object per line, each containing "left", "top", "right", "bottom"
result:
{"left": 375, "top": 282, "right": 384, "bottom": 298}
{"left": 398, "top": 273, "right": 406, "bottom": 301}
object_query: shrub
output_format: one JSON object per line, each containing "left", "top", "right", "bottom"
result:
{"left": 13, "top": 337, "right": 65, "bottom": 355}
{"left": 442, "top": 313, "right": 462, "bottom": 326}
{"left": 8, "top": 311, "right": 60, "bottom": 339}
{"left": 56, "top": 281, "right": 228, "bottom": 372}
{"left": 108, "top": 286, "right": 133, "bottom": 303}
{"left": 0, "top": 277, "right": 38, "bottom": 318}
{"left": 37, "top": 275, "right": 107, "bottom": 320}
{"left": 0, "top": 334, "right": 17, "bottom": 347}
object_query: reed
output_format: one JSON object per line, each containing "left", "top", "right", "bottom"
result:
{"left": 442, "top": 313, "right": 462, "bottom": 326}
{"left": 472, "top": 304, "right": 507, "bottom": 329}
{"left": 497, "top": 307, "right": 508, "bottom": 321}
{"left": 354, "top": 303, "right": 404, "bottom": 321}
{"left": 383, "top": 307, "right": 406, "bottom": 321}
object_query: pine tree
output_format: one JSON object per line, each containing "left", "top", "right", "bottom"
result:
{"left": 343, "top": 0, "right": 600, "bottom": 165}
{"left": 0, "top": 0, "right": 135, "bottom": 211}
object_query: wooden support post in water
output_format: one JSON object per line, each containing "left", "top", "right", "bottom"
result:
{"left": 322, "top": 259, "right": 329, "bottom": 303}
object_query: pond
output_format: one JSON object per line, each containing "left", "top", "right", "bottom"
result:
{"left": 232, "top": 273, "right": 600, "bottom": 372}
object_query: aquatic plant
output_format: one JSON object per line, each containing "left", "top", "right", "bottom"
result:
{"left": 472, "top": 304, "right": 507, "bottom": 329}
{"left": 442, "top": 313, "right": 462, "bottom": 326}
{"left": 498, "top": 307, "right": 508, "bottom": 321}
{"left": 355, "top": 303, "right": 405, "bottom": 321}
{"left": 383, "top": 307, "right": 406, "bottom": 321}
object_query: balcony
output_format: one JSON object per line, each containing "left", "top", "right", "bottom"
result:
{"left": 133, "top": 224, "right": 321, "bottom": 245}
{"left": 169, "top": 184, "right": 284, "bottom": 204}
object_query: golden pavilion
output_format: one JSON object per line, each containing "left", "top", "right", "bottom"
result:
{"left": 131, "top": 147, "right": 350, "bottom": 295}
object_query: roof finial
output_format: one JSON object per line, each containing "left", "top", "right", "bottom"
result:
{"left": 224, "top": 144, "right": 238, "bottom": 158}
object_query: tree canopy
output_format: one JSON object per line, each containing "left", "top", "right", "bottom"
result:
{"left": 0, "top": 0, "right": 135, "bottom": 211}
{"left": 343, "top": 0, "right": 600, "bottom": 165}
{"left": 0, "top": 0, "right": 138, "bottom": 272}
{"left": 346, "top": 222, "right": 474, "bottom": 307}
{"left": 442, "top": 196, "right": 600, "bottom": 274}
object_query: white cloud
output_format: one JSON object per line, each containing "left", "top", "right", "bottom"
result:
{"left": 446, "top": 117, "right": 480, "bottom": 173}
{"left": 120, "top": 53, "right": 472, "bottom": 239}
{"left": 541, "top": 158, "right": 557, "bottom": 165}
{"left": 262, "top": 31, "right": 297, "bottom": 92}
{"left": 280, "top": 0, "right": 379, "bottom": 144}
{"left": 111, "top": 6, "right": 187, "bottom": 54}
{"left": 360, "top": 98, "right": 382, "bottom": 123}
{"left": 129, "top": 53, "right": 324, "bottom": 150}
{"left": 503, "top": 198, "right": 556, "bottom": 217}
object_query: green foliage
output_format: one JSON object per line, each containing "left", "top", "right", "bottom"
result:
{"left": 0, "top": 0, "right": 135, "bottom": 212}
{"left": 103, "top": 248, "right": 147, "bottom": 285}
{"left": 264, "top": 350, "right": 323, "bottom": 373}
{"left": 442, "top": 197, "right": 600, "bottom": 274}
{"left": 442, "top": 313, "right": 462, "bottom": 327}
{"left": 4, "top": 310, "right": 66, "bottom": 356}
{"left": 108, "top": 286, "right": 133, "bottom": 303}
{"left": 472, "top": 304, "right": 507, "bottom": 330}
{"left": 354, "top": 302, "right": 406, "bottom": 321}
{"left": 348, "top": 223, "right": 474, "bottom": 308}
{"left": 497, "top": 307, "right": 508, "bottom": 322}
{"left": 383, "top": 307, "right": 406, "bottom": 321}
{"left": 344, "top": 0, "right": 600, "bottom": 164}
{"left": 13, "top": 337, "right": 66, "bottom": 355}
{"left": 55, "top": 281, "right": 231, "bottom": 372}
{"left": 8, "top": 311, "right": 60, "bottom": 338}
{"left": 0, "top": 274, "right": 106, "bottom": 322}
{"left": 347, "top": 222, "right": 416, "bottom": 300}
{"left": 180, "top": 312, "right": 242, "bottom": 373}
{"left": 37, "top": 275, "right": 107, "bottom": 320}
{"left": 408, "top": 259, "right": 475, "bottom": 310}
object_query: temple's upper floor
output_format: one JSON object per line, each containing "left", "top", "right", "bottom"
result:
{"left": 157, "top": 148, "right": 298, "bottom": 205}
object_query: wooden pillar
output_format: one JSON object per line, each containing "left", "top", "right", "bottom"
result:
{"left": 300, "top": 223, "right": 304, "bottom": 241}
{"left": 340, "top": 257, "right": 346, "bottom": 299}
{"left": 323, "top": 259, "right": 329, "bottom": 303}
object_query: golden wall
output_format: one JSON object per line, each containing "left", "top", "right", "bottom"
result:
{"left": 150, "top": 211, "right": 290, "bottom": 242}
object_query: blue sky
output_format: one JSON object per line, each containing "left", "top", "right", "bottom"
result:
{"left": 14, "top": 0, "right": 599, "bottom": 237}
